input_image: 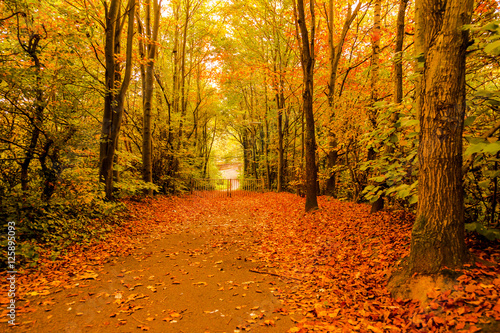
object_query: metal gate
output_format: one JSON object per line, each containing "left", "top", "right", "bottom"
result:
{"left": 190, "top": 178, "right": 265, "bottom": 197}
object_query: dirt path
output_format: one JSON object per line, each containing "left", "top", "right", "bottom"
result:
{"left": 218, "top": 163, "right": 241, "bottom": 180}
{"left": 9, "top": 196, "right": 297, "bottom": 333}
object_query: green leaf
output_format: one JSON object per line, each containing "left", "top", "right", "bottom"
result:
{"left": 369, "top": 194, "right": 380, "bottom": 203}
{"left": 371, "top": 176, "right": 386, "bottom": 183}
{"left": 464, "top": 140, "right": 500, "bottom": 156}
{"left": 408, "top": 195, "right": 418, "bottom": 205}
{"left": 467, "top": 137, "right": 486, "bottom": 145}
{"left": 464, "top": 143, "right": 484, "bottom": 156}
{"left": 464, "top": 116, "right": 476, "bottom": 127}
{"left": 483, "top": 141, "right": 500, "bottom": 154}
{"left": 406, "top": 152, "right": 417, "bottom": 161}
{"left": 475, "top": 90, "right": 495, "bottom": 99}
{"left": 481, "top": 22, "right": 499, "bottom": 32}
{"left": 386, "top": 184, "right": 407, "bottom": 195}
{"left": 364, "top": 185, "right": 375, "bottom": 192}
{"left": 416, "top": 53, "right": 425, "bottom": 64}
{"left": 478, "top": 180, "right": 490, "bottom": 189}
{"left": 397, "top": 188, "right": 411, "bottom": 199}
{"left": 484, "top": 40, "right": 500, "bottom": 55}
{"left": 485, "top": 170, "right": 500, "bottom": 179}
{"left": 484, "top": 229, "right": 500, "bottom": 241}
{"left": 465, "top": 223, "right": 500, "bottom": 241}
{"left": 400, "top": 118, "right": 419, "bottom": 127}
{"left": 465, "top": 222, "right": 477, "bottom": 232}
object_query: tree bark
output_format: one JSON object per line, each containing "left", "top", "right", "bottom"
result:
{"left": 138, "top": 0, "right": 161, "bottom": 196}
{"left": 368, "top": 0, "right": 381, "bottom": 137}
{"left": 171, "top": 0, "right": 181, "bottom": 146}
{"left": 18, "top": 32, "right": 44, "bottom": 193}
{"left": 294, "top": 0, "right": 318, "bottom": 212}
{"left": 99, "top": 0, "right": 136, "bottom": 199}
{"left": 409, "top": 0, "right": 473, "bottom": 274}
{"left": 177, "top": 0, "right": 191, "bottom": 148}
{"left": 325, "top": 1, "right": 361, "bottom": 197}
{"left": 263, "top": 81, "right": 271, "bottom": 189}
{"left": 387, "top": 0, "right": 408, "bottom": 156}
{"left": 393, "top": 0, "right": 408, "bottom": 108}
{"left": 367, "top": 0, "right": 384, "bottom": 212}
{"left": 277, "top": 95, "right": 285, "bottom": 192}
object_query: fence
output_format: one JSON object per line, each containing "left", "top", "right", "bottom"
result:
{"left": 190, "top": 178, "right": 265, "bottom": 197}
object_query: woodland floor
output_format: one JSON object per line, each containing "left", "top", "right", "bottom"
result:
{"left": 2, "top": 193, "right": 500, "bottom": 333}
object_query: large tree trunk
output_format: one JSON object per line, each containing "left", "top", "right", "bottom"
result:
{"left": 409, "top": 0, "right": 473, "bottom": 274}
{"left": 294, "top": 0, "right": 318, "bottom": 212}
{"left": 99, "top": 0, "right": 135, "bottom": 199}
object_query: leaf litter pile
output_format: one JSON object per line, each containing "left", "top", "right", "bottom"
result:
{"left": 1, "top": 192, "right": 500, "bottom": 332}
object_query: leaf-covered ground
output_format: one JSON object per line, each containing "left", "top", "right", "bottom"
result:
{"left": 2, "top": 193, "right": 500, "bottom": 332}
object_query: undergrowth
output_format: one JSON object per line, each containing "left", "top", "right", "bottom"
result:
{"left": 0, "top": 193, "right": 129, "bottom": 269}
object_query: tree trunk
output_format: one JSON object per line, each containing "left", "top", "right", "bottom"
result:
{"left": 368, "top": 0, "right": 381, "bottom": 136}
{"left": 325, "top": 1, "right": 361, "bottom": 197}
{"left": 99, "top": 0, "right": 136, "bottom": 199}
{"left": 20, "top": 34, "right": 44, "bottom": 193}
{"left": 203, "top": 118, "right": 217, "bottom": 179}
{"left": 138, "top": 0, "right": 161, "bottom": 196}
{"left": 368, "top": 0, "right": 383, "bottom": 212}
{"left": 294, "top": 0, "right": 318, "bottom": 212}
{"left": 277, "top": 99, "right": 284, "bottom": 192}
{"left": 409, "top": 0, "right": 473, "bottom": 274}
{"left": 263, "top": 82, "right": 271, "bottom": 189}
{"left": 387, "top": 0, "right": 408, "bottom": 156}
{"left": 177, "top": 0, "right": 192, "bottom": 149}
{"left": 171, "top": 0, "right": 181, "bottom": 145}
{"left": 393, "top": 0, "right": 407, "bottom": 108}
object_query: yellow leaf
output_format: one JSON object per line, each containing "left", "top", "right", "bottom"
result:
{"left": 263, "top": 319, "right": 275, "bottom": 326}
{"left": 75, "top": 271, "right": 98, "bottom": 280}
{"left": 317, "top": 310, "right": 328, "bottom": 318}
{"left": 367, "top": 325, "right": 383, "bottom": 333}
{"left": 192, "top": 282, "right": 207, "bottom": 286}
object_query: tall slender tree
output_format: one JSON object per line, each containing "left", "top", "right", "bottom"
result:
{"left": 387, "top": 0, "right": 408, "bottom": 155}
{"left": 99, "top": 0, "right": 136, "bottom": 199}
{"left": 137, "top": 0, "right": 162, "bottom": 195}
{"left": 393, "top": 0, "right": 408, "bottom": 110}
{"left": 293, "top": 0, "right": 318, "bottom": 212}
{"left": 324, "top": 0, "right": 361, "bottom": 197}
{"left": 368, "top": 0, "right": 381, "bottom": 148}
